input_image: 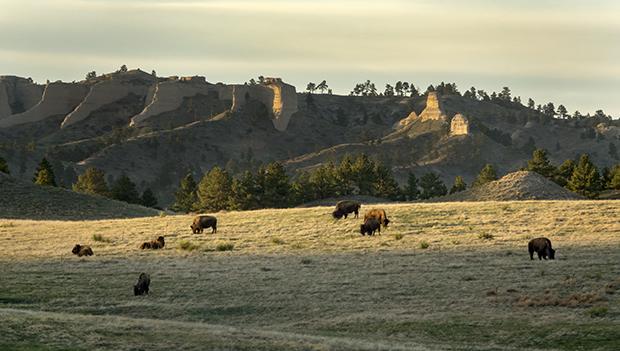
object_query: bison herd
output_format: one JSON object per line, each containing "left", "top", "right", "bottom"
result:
{"left": 69, "top": 200, "right": 557, "bottom": 296}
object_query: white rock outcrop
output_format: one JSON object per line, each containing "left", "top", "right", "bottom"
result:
{"left": 450, "top": 113, "right": 469, "bottom": 136}
{"left": 418, "top": 92, "right": 448, "bottom": 122}
{"left": 393, "top": 111, "right": 418, "bottom": 130}
{"left": 0, "top": 82, "right": 88, "bottom": 128}
{"left": 0, "top": 76, "right": 45, "bottom": 119}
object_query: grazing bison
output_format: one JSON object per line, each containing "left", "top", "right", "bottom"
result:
{"left": 364, "top": 208, "right": 390, "bottom": 228}
{"left": 360, "top": 218, "right": 381, "bottom": 236}
{"left": 191, "top": 215, "right": 217, "bottom": 234}
{"left": 140, "top": 236, "right": 165, "bottom": 250}
{"left": 71, "top": 244, "right": 93, "bottom": 257}
{"left": 332, "top": 200, "right": 361, "bottom": 219}
{"left": 528, "top": 237, "right": 555, "bottom": 260}
{"left": 134, "top": 273, "right": 151, "bottom": 296}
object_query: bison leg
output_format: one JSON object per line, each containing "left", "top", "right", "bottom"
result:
{"left": 529, "top": 250, "right": 534, "bottom": 260}
{"left": 354, "top": 210, "right": 359, "bottom": 218}
{"left": 537, "top": 252, "right": 542, "bottom": 260}
{"left": 212, "top": 226, "right": 216, "bottom": 234}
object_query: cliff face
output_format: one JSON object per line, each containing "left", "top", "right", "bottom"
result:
{"left": 418, "top": 92, "right": 448, "bottom": 122}
{"left": 0, "top": 82, "right": 88, "bottom": 128}
{"left": 450, "top": 113, "right": 469, "bottom": 136}
{"left": 0, "top": 76, "right": 45, "bottom": 118}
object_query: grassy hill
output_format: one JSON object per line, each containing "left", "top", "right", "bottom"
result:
{"left": 1, "top": 201, "right": 618, "bottom": 350}
{"left": 0, "top": 172, "right": 158, "bottom": 220}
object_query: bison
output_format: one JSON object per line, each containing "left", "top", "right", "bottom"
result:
{"left": 360, "top": 218, "right": 381, "bottom": 236}
{"left": 71, "top": 244, "right": 93, "bottom": 257}
{"left": 528, "top": 237, "right": 555, "bottom": 260}
{"left": 140, "top": 236, "right": 165, "bottom": 250}
{"left": 134, "top": 273, "right": 151, "bottom": 296}
{"left": 332, "top": 200, "right": 361, "bottom": 220}
{"left": 364, "top": 208, "right": 390, "bottom": 228}
{"left": 190, "top": 215, "right": 217, "bottom": 234}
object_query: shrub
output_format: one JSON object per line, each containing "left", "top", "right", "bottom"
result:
{"left": 300, "top": 258, "right": 312, "bottom": 265}
{"left": 271, "top": 238, "right": 286, "bottom": 245}
{"left": 179, "top": 240, "right": 199, "bottom": 251}
{"left": 478, "top": 233, "right": 494, "bottom": 240}
{"left": 92, "top": 234, "right": 111, "bottom": 243}
{"left": 216, "top": 242, "right": 234, "bottom": 251}
{"left": 393, "top": 233, "right": 404, "bottom": 241}
{"left": 419, "top": 241, "right": 430, "bottom": 249}
{"left": 588, "top": 306, "right": 608, "bottom": 318}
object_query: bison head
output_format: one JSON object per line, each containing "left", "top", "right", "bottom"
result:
{"left": 71, "top": 244, "right": 81, "bottom": 255}
{"left": 332, "top": 210, "right": 344, "bottom": 219}
{"left": 549, "top": 248, "right": 556, "bottom": 259}
{"left": 383, "top": 218, "right": 390, "bottom": 227}
{"left": 190, "top": 224, "right": 198, "bottom": 234}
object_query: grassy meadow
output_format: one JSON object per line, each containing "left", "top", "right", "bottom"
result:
{"left": 0, "top": 201, "right": 619, "bottom": 350}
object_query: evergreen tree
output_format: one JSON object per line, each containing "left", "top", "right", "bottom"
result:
{"left": 110, "top": 174, "right": 141, "bottom": 204}
{"left": 351, "top": 154, "right": 377, "bottom": 195}
{"left": 609, "top": 165, "right": 620, "bottom": 190}
{"left": 289, "top": 171, "right": 313, "bottom": 206}
{"left": 472, "top": 164, "right": 498, "bottom": 188}
{"left": 261, "top": 162, "right": 290, "bottom": 208}
{"left": 419, "top": 172, "right": 447, "bottom": 199}
{"left": 171, "top": 173, "right": 198, "bottom": 213}
{"left": 73, "top": 167, "right": 110, "bottom": 197}
{"left": 557, "top": 104, "right": 568, "bottom": 119}
{"left": 609, "top": 142, "right": 618, "bottom": 160}
{"left": 196, "top": 167, "right": 232, "bottom": 211}
{"left": 567, "top": 154, "right": 601, "bottom": 198}
{"left": 527, "top": 149, "right": 555, "bottom": 179}
{"left": 372, "top": 163, "right": 400, "bottom": 200}
{"left": 33, "top": 158, "right": 56, "bottom": 186}
{"left": 335, "top": 155, "right": 355, "bottom": 196}
{"left": 403, "top": 172, "right": 420, "bottom": 201}
{"left": 449, "top": 176, "right": 467, "bottom": 194}
{"left": 308, "top": 162, "right": 338, "bottom": 199}
{"left": 140, "top": 188, "right": 158, "bottom": 208}
{"left": 0, "top": 156, "right": 9, "bottom": 174}
{"left": 554, "top": 159, "right": 575, "bottom": 187}
{"left": 229, "top": 171, "right": 260, "bottom": 210}
{"left": 85, "top": 71, "right": 97, "bottom": 80}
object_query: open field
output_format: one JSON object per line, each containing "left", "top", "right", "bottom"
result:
{"left": 1, "top": 201, "right": 619, "bottom": 350}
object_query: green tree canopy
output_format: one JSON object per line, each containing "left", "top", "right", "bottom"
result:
{"left": 229, "top": 171, "right": 260, "bottom": 210}
{"left": 72, "top": 167, "right": 110, "bottom": 197}
{"left": 527, "top": 148, "right": 555, "bottom": 179}
{"left": 420, "top": 172, "right": 447, "bottom": 199}
{"left": 450, "top": 176, "right": 467, "bottom": 194}
{"left": 171, "top": 173, "right": 198, "bottom": 213}
{"left": 0, "top": 156, "right": 9, "bottom": 174}
{"left": 261, "top": 162, "right": 290, "bottom": 208}
{"left": 472, "top": 164, "right": 498, "bottom": 188}
{"left": 608, "top": 165, "right": 620, "bottom": 190}
{"left": 403, "top": 172, "right": 420, "bottom": 201}
{"left": 567, "top": 154, "right": 601, "bottom": 198}
{"left": 111, "top": 174, "right": 141, "bottom": 204}
{"left": 196, "top": 167, "right": 232, "bottom": 211}
{"left": 372, "top": 163, "right": 400, "bottom": 200}
{"left": 140, "top": 188, "right": 158, "bottom": 208}
{"left": 33, "top": 158, "right": 57, "bottom": 186}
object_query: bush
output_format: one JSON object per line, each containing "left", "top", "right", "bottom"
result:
{"left": 419, "top": 241, "right": 430, "bottom": 249}
{"left": 393, "top": 233, "right": 404, "bottom": 241}
{"left": 92, "top": 234, "right": 111, "bottom": 243}
{"left": 588, "top": 306, "right": 608, "bottom": 318}
{"left": 478, "top": 233, "right": 494, "bottom": 240}
{"left": 179, "top": 240, "right": 199, "bottom": 251}
{"left": 271, "top": 238, "right": 286, "bottom": 245}
{"left": 216, "top": 242, "right": 234, "bottom": 251}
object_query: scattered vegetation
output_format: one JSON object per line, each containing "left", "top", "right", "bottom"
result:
{"left": 419, "top": 241, "right": 430, "bottom": 249}
{"left": 478, "top": 233, "right": 494, "bottom": 240}
{"left": 393, "top": 233, "right": 404, "bottom": 241}
{"left": 178, "top": 240, "right": 200, "bottom": 251}
{"left": 588, "top": 306, "right": 609, "bottom": 318}
{"left": 92, "top": 234, "right": 112, "bottom": 243}
{"left": 215, "top": 242, "right": 234, "bottom": 252}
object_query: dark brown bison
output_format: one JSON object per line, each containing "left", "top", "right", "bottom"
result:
{"left": 332, "top": 200, "right": 361, "bottom": 219}
{"left": 71, "top": 244, "right": 93, "bottom": 257}
{"left": 360, "top": 218, "right": 381, "bottom": 236}
{"left": 528, "top": 237, "right": 555, "bottom": 260}
{"left": 134, "top": 273, "right": 151, "bottom": 296}
{"left": 190, "top": 215, "right": 217, "bottom": 234}
{"left": 364, "top": 208, "right": 390, "bottom": 228}
{"left": 140, "top": 236, "right": 165, "bottom": 250}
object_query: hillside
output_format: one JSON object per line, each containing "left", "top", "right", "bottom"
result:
{"left": 0, "top": 172, "right": 157, "bottom": 220}
{"left": 436, "top": 171, "right": 584, "bottom": 201}
{"left": 1, "top": 70, "right": 618, "bottom": 206}
{"left": 0, "top": 201, "right": 618, "bottom": 350}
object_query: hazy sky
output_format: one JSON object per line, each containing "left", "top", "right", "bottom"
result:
{"left": 1, "top": 0, "right": 618, "bottom": 116}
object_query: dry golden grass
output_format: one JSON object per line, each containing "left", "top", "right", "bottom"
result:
{"left": 0, "top": 201, "right": 619, "bottom": 350}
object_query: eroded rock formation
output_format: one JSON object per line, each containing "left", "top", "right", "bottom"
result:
{"left": 450, "top": 113, "right": 469, "bottom": 136}
{"left": 418, "top": 92, "right": 448, "bottom": 122}
{"left": 0, "top": 76, "right": 44, "bottom": 118}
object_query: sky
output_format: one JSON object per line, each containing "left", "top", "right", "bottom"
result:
{"left": 1, "top": 0, "right": 619, "bottom": 116}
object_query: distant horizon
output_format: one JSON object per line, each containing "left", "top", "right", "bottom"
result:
{"left": 1, "top": 0, "right": 618, "bottom": 116}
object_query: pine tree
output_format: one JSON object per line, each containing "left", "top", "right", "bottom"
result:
{"left": 289, "top": 171, "right": 313, "bottom": 206}
{"left": 472, "top": 164, "right": 498, "bottom": 188}
{"left": 351, "top": 154, "right": 377, "bottom": 195}
{"left": 171, "top": 173, "right": 198, "bottom": 213}
{"left": 554, "top": 159, "right": 575, "bottom": 187}
{"left": 308, "top": 162, "right": 338, "bottom": 200}
{"left": 609, "top": 165, "right": 620, "bottom": 190}
{"left": 72, "top": 168, "right": 110, "bottom": 197}
{"left": 140, "top": 188, "right": 158, "bottom": 208}
{"left": 261, "top": 162, "right": 290, "bottom": 208}
{"left": 372, "top": 163, "right": 400, "bottom": 200}
{"left": 33, "top": 158, "right": 56, "bottom": 186}
{"left": 527, "top": 149, "right": 555, "bottom": 179}
{"left": 229, "top": 171, "right": 260, "bottom": 210}
{"left": 420, "top": 172, "right": 447, "bottom": 199}
{"left": 196, "top": 167, "right": 232, "bottom": 211}
{"left": 0, "top": 156, "right": 9, "bottom": 174}
{"left": 567, "top": 154, "right": 601, "bottom": 198}
{"left": 335, "top": 155, "right": 354, "bottom": 196}
{"left": 450, "top": 176, "right": 467, "bottom": 194}
{"left": 111, "top": 174, "right": 141, "bottom": 204}
{"left": 403, "top": 172, "right": 420, "bottom": 201}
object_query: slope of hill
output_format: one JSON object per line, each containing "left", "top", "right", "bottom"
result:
{"left": 0, "top": 172, "right": 157, "bottom": 220}
{"left": 436, "top": 171, "right": 584, "bottom": 201}
{"left": 0, "top": 70, "right": 618, "bottom": 206}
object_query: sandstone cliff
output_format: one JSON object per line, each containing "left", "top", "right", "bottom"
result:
{"left": 418, "top": 92, "right": 448, "bottom": 122}
{"left": 0, "top": 76, "right": 44, "bottom": 118}
{"left": 449, "top": 113, "right": 469, "bottom": 136}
